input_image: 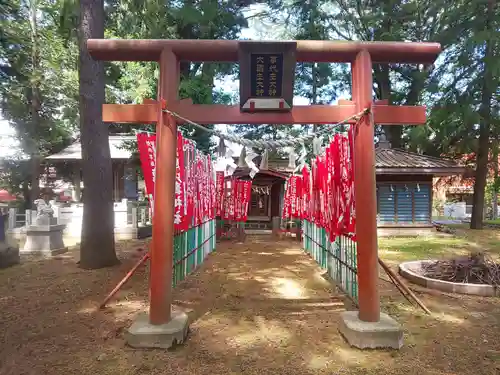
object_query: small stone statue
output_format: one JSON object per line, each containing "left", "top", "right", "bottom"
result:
{"left": 22, "top": 198, "right": 66, "bottom": 257}
{"left": 34, "top": 199, "right": 54, "bottom": 225}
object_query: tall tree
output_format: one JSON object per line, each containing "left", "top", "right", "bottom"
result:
{"left": 426, "top": 0, "right": 499, "bottom": 228}
{"left": 79, "top": 0, "right": 118, "bottom": 268}
{"left": 292, "top": 0, "right": 336, "bottom": 105}
{"left": 470, "top": 0, "right": 498, "bottom": 229}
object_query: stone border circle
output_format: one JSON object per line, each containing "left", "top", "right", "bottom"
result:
{"left": 399, "top": 260, "right": 499, "bottom": 297}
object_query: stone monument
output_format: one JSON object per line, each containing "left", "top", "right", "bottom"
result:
{"left": 22, "top": 199, "right": 67, "bottom": 257}
{"left": 0, "top": 211, "right": 20, "bottom": 268}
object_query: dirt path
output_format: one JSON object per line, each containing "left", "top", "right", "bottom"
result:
{"left": 0, "top": 238, "right": 349, "bottom": 375}
{"left": 0, "top": 237, "right": 499, "bottom": 375}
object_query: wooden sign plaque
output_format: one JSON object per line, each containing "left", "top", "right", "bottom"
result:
{"left": 238, "top": 41, "right": 297, "bottom": 112}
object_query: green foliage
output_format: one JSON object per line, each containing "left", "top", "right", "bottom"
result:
{"left": 426, "top": 0, "right": 500, "bottom": 139}
{"left": 0, "top": 158, "right": 30, "bottom": 194}
{"left": 0, "top": 0, "right": 78, "bottom": 198}
{"left": 263, "top": 0, "right": 339, "bottom": 105}
{"left": 104, "top": 0, "right": 253, "bottom": 154}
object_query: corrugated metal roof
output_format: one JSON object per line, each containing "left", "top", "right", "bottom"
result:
{"left": 46, "top": 135, "right": 135, "bottom": 160}
{"left": 375, "top": 148, "right": 461, "bottom": 169}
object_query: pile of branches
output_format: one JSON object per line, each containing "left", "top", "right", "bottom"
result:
{"left": 422, "top": 252, "right": 500, "bottom": 285}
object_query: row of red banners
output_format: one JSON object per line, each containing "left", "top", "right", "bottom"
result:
{"left": 218, "top": 174, "right": 252, "bottom": 222}
{"left": 215, "top": 172, "right": 252, "bottom": 222}
{"left": 137, "top": 133, "right": 253, "bottom": 232}
{"left": 136, "top": 132, "right": 217, "bottom": 232}
{"left": 282, "top": 129, "right": 356, "bottom": 240}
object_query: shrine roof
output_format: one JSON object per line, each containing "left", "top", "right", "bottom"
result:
{"left": 375, "top": 147, "right": 466, "bottom": 176}
{"left": 229, "top": 167, "right": 290, "bottom": 182}
{"left": 45, "top": 135, "right": 134, "bottom": 161}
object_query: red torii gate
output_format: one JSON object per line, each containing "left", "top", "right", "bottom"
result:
{"left": 88, "top": 39, "right": 440, "bottom": 349}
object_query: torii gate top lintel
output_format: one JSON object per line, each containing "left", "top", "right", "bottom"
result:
{"left": 87, "top": 39, "right": 441, "bottom": 64}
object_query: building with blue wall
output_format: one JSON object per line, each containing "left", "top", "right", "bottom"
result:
{"left": 375, "top": 137, "right": 466, "bottom": 228}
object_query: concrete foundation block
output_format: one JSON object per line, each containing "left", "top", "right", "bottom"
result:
{"left": 338, "top": 311, "right": 403, "bottom": 350}
{"left": 20, "top": 247, "right": 68, "bottom": 257}
{"left": 21, "top": 224, "right": 67, "bottom": 257}
{"left": 126, "top": 310, "right": 189, "bottom": 349}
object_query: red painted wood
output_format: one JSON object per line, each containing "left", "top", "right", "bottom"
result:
{"left": 102, "top": 103, "right": 427, "bottom": 125}
{"left": 149, "top": 49, "right": 178, "bottom": 325}
{"left": 88, "top": 39, "right": 441, "bottom": 64}
{"left": 352, "top": 50, "right": 381, "bottom": 322}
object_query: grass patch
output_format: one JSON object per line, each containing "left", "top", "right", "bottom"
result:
{"left": 486, "top": 218, "right": 500, "bottom": 225}
{"left": 458, "top": 228, "right": 500, "bottom": 256}
{"left": 379, "top": 228, "right": 500, "bottom": 262}
{"left": 378, "top": 236, "right": 468, "bottom": 262}
{"left": 432, "top": 216, "right": 460, "bottom": 221}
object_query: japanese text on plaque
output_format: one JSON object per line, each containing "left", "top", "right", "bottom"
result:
{"left": 250, "top": 53, "right": 284, "bottom": 98}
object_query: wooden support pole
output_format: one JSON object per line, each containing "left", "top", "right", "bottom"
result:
{"left": 378, "top": 258, "right": 431, "bottom": 315}
{"left": 100, "top": 251, "right": 150, "bottom": 309}
{"left": 352, "top": 50, "right": 381, "bottom": 323}
{"left": 149, "top": 48, "right": 179, "bottom": 325}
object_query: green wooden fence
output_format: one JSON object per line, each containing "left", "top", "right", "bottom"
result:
{"left": 302, "top": 220, "right": 358, "bottom": 303}
{"left": 172, "top": 219, "right": 216, "bottom": 287}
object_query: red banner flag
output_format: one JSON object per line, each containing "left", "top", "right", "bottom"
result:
{"left": 242, "top": 181, "right": 252, "bottom": 222}
{"left": 215, "top": 172, "right": 225, "bottom": 216}
{"left": 136, "top": 133, "right": 156, "bottom": 209}
{"left": 286, "top": 128, "right": 356, "bottom": 241}
{"left": 136, "top": 132, "right": 217, "bottom": 233}
{"left": 174, "top": 132, "right": 187, "bottom": 230}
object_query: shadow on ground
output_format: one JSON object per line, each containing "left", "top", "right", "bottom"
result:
{"left": 0, "top": 236, "right": 499, "bottom": 375}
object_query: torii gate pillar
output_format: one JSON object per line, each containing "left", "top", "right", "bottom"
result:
{"left": 126, "top": 49, "right": 190, "bottom": 349}
{"left": 352, "top": 50, "right": 380, "bottom": 322}
{"left": 337, "top": 51, "right": 403, "bottom": 350}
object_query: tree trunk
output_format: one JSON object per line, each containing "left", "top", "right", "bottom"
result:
{"left": 178, "top": 0, "right": 195, "bottom": 79}
{"left": 375, "top": 65, "right": 403, "bottom": 148}
{"left": 470, "top": 0, "right": 494, "bottom": 230}
{"left": 29, "top": 0, "right": 40, "bottom": 207}
{"left": 471, "top": 126, "right": 490, "bottom": 229}
{"left": 29, "top": 157, "right": 40, "bottom": 205}
{"left": 78, "top": 0, "right": 118, "bottom": 268}
{"left": 22, "top": 181, "right": 30, "bottom": 211}
{"left": 312, "top": 63, "right": 318, "bottom": 132}
{"left": 491, "top": 141, "right": 498, "bottom": 220}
